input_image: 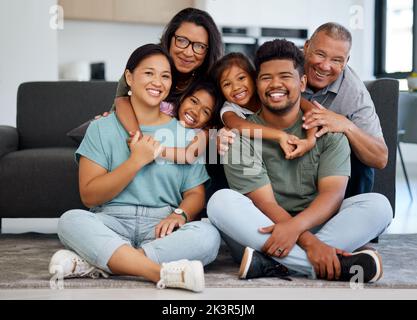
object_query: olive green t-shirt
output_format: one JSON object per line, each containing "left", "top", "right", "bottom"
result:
{"left": 223, "top": 111, "right": 351, "bottom": 216}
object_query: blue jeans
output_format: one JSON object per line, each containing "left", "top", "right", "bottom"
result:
{"left": 57, "top": 205, "right": 221, "bottom": 274}
{"left": 207, "top": 189, "right": 392, "bottom": 279}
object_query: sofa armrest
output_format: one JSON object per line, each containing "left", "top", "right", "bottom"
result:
{"left": 0, "top": 125, "right": 18, "bottom": 159}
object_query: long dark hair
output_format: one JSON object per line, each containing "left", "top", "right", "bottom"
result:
{"left": 124, "top": 44, "right": 177, "bottom": 96}
{"left": 160, "top": 8, "right": 223, "bottom": 81}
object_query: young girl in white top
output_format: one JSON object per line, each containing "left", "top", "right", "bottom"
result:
{"left": 212, "top": 52, "right": 317, "bottom": 159}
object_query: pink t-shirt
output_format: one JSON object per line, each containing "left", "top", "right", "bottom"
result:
{"left": 160, "top": 101, "right": 176, "bottom": 117}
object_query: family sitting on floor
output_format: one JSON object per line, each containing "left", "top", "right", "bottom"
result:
{"left": 48, "top": 8, "right": 392, "bottom": 292}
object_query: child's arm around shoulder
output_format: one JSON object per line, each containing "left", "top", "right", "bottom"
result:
{"left": 300, "top": 98, "right": 318, "bottom": 143}
{"left": 222, "top": 111, "right": 297, "bottom": 158}
{"left": 160, "top": 129, "right": 209, "bottom": 164}
{"left": 285, "top": 98, "right": 318, "bottom": 159}
{"left": 115, "top": 97, "right": 141, "bottom": 136}
{"left": 222, "top": 111, "right": 284, "bottom": 140}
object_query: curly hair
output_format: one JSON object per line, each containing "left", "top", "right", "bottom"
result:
{"left": 254, "top": 39, "right": 305, "bottom": 76}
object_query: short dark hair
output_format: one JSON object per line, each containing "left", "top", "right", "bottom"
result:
{"left": 160, "top": 8, "right": 223, "bottom": 78}
{"left": 210, "top": 52, "right": 256, "bottom": 99}
{"left": 254, "top": 39, "right": 305, "bottom": 76}
{"left": 310, "top": 22, "right": 352, "bottom": 50}
{"left": 125, "top": 44, "right": 176, "bottom": 94}
{"left": 177, "top": 78, "right": 222, "bottom": 128}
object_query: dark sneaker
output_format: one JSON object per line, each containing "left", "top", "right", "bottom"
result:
{"left": 239, "top": 247, "right": 291, "bottom": 280}
{"left": 338, "top": 249, "right": 383, "bottom": 283}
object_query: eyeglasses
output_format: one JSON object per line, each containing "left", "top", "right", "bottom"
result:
{"left": 173, "top": 35, "right": 208, "bottom": 55}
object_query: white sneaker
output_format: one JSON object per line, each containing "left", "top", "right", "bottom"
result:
{"left": 49, "top": 249, "right": 109, "bottom": 279}
{"left": 157, "top": 259, "right": 205, "bottom": 292}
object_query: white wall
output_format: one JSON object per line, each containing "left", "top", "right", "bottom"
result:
{"left": 0, "top": 0, "right": 58, "bottom": 126}
{"left": 58, "top": 21, "right": 164, "bottom": 81}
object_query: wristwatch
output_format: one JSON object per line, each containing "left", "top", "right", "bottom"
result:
{"left": 174, "top": 208, "right": 188, "bottom": 222}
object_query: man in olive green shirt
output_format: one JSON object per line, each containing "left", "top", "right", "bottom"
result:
{"left": 207, "top": 39, "right": 392, "bottom": 282}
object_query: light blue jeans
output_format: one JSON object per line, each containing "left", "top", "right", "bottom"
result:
{"left": 57, "top": 205, "right": 221, "bottom": 274}
{"left": 207, "top": 189, "right": 393, "bottom": 279}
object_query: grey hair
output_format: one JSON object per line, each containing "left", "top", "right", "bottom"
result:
{"left": 310, "top": 22, "right": 352, "bottom": 50}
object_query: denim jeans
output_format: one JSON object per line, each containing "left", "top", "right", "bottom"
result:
{"left": 207, "top": 189, "right": 392, "bottom": 279}
{"left": 57, "top": 205, "right": 221, "bottom": 274}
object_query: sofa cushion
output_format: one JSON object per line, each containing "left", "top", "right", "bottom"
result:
{"left": 0, "top": 126, "right": 18, "bottom": 159}
{"left": 66, "top": 119, "right": 92, "bottom": 144}
{"left": 364, "top": 79, "right": 399, "bottom": 213}
{"left": 0, "top": 148, "right": 86, "bottom": 218}
{"left": 17, "top": 81, "right": 117, "bottom": 149}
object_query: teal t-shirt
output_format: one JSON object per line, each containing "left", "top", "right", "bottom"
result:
{"left": 76, "top": 113, "right": 210, "bottom": 208}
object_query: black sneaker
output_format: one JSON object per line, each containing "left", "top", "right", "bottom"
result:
{"left": 239, "top": 247, "right": 291, "bottom": 280}
{"left": 338, "top": 249, "right": 383, "bottom": 283}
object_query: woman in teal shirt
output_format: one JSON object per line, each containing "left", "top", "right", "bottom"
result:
{"left": 49, "top": 44, "right": 221, "bottom": 293}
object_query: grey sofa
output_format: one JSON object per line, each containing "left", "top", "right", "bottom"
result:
{"left": 0, "top": 80, "right": 398, "bottom": 230}
{"left": 0, "top": 81, "right": 117, "bottom": 225}
{"left": 365, "top": 78, "right": 399, "bottom": 215}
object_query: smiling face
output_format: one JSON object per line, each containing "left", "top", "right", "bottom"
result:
{"left": 125, "top": 54, "right": 172, "bottom": 107}
{"left": 169, "top": 22, "right": 209, "bottom": 74}
{"left": 256, "top": 59, "right": 306, "bottom": 115}
{"left": 220, "top": 64, "right": 256, "bottom": 108}
{"left": 304, "top": 31, "right": 350, "bottom": 92}
{"left": 177, "top": 89, "right": 215, "bottom": 129}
